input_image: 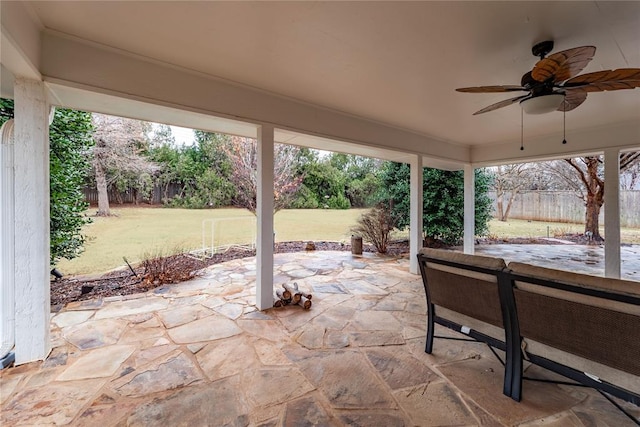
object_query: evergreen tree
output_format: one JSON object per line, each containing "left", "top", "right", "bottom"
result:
{"left": 292, "top": 159, "right": 350, "bottom": 209}
{"left": 380, "top": 162, "right": 492, "bottom": 245}
{"left": 49, "top": 108, "right": 95, "bottom": 263}
{"left": 0, "top": 99, "right": 94, "bottom": 264}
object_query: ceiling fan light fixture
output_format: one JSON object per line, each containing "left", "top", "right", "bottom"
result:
{"left": 519, "top": 94, "right": 565, "bottom": 115}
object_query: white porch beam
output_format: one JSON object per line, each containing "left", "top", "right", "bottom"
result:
{"left": 409, "top": 155, "right": 423, "bottom": 274}
{"left": 41, "top": 32, "right": 468, "bottom": 164}
{"left": 0, "top": 1, "right": 43, "bottom": 81}
{"left": 256, "top": 125, "right": 274, "bottom": 310}
{"left": 471, "top": 121, "right": 640, "bottom": 166}
{"left": 13, "top": 78, "right": 50, "bottom": 364}
{"left": 463, "top": 165, "right": 475, "bottom": 254}
{"left": 604, "top": 149, "right": 621, "bottom": 279}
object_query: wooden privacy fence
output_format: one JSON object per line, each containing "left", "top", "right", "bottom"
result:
{"left": 489, "top": 190, "right": 640, "bottom": 228}
{"left": 83, "top": 183, "right": 182, "bottom": 205}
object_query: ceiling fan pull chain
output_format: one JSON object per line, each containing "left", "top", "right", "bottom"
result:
{"left": 520, "top": 107, "right": 524, "bottom": 150}
{"left": 562, "top": 101, "right": 567, "bottom": 145}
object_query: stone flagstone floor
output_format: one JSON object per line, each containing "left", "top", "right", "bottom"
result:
{"left": 1, "top": 251, "right": 639, "bottom": 426}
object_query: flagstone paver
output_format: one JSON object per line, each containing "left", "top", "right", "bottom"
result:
{"left": 1, "top": 379, "right": 106, "bottom": 425}
{"left": 124, "top": 380, "right": 250, "bottom": 427}
{"left": 76, "top": 399, "right": 140, "bottom": 427}
{"left": 253, "top": 339, "right": 291, "bottom": 366}
{"left": 1, "top": 249, "right": 638, "bottom": 426}
{"left": 131, "top": 344, "right": 177, "bottom": 368}
{"left": 114, "top": 352, "right": 203, "bottom": 397}
{"left": 324, "top": 329, "right": 350, "bottom": 348}
{"left": 196, "top": 336, "right": 260, "bottom": 381}
{"left": 242, "top": 367, "right": 315, "bottom": 410}
{"left": 350, "top": 309, "right": 403, "bottom": 331}
{"left": 0, "top": 375, "right": 22, "bottom": 404}
{"left": 282, "top": 396, "right": 337, "bottom": 426}
{"left": 286, "top": 347, "right": 397, "bottom": 409}
{"left": 157, "top": 304, "right": 209, "bottom": 328}
{"left": 337, "top": 411, "right": 407, "bottom": 427}
{"left": 166, "top": 313, "right": 242, "bottom": 343}
{"left": 214, "top": 302, "right": 246, "bottom": 319}
{"left": 436, "top": 355, "right": 585, "bottom": 425}
{"left": 236, "top": 318, "right": 290, "bottom": 342}
{"left": 394, "top": 380, "right": 478, "bottom": 426}
{"left": 52, "top": 310, "right": 94, "bottom": 328}
{"left": 56, "top": 344, "right": 136, "bottom": 381}
{"left": 118, "top": 324, "right": 165, "bottom": 344}
{"left": 93, "top": 296, "right": 170, "bottom": 319}
{"left": 63, "top": 318, "right": 128, "bottom": 349}
{"left": 366, "top": 347, "right": 439, "bottom": 390}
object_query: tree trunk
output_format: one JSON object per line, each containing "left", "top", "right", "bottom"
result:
{"left": 504, "top": 191, "right": 517, "bottom": 222}
{"left": 496, "top": 192, "right": 506, "bottom": 221}
{"left": 583, "top": 157, "right": 604, "bottom": 241}
{"left": 95, "top": 161, "right": 111, "bottom": 216}
{"left": 584, "top": 192, "right": 604, "bottom": 241}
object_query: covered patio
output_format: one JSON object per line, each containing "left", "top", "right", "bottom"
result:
{"left": 2, "top": 251, "right": 639, "bottom": 425}
{"left": 3, "top": 0, "right": 639, "bottom": 366}
{"left": 1, "top": 2, "right": 639, "bottom": 422}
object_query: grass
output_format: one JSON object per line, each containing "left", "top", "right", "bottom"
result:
{"left": 57, "top": 207, "right": 367, "bottom": 276}
{"left": 56, "top": 208, "right": 640, "bottom": 276}
{"left": 487, "top": 218, "right": 640, "bottom": 244}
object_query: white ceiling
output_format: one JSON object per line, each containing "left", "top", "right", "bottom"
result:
{"left": 26, "top": 1, "right": 640, "bottom": 149}
{"left": 32, "top": 1, "right": 640, "bottom": 149}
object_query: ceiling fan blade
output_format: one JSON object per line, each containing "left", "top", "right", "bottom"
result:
{"left": 558, "top": 90, "right": 588, "bottom": 112}
{"left": 473, "top": 95, "right": 529, "bottom": 115}
{"left": 531, "top": 46, "right": 596, "bottom": 83}
{"left": 456, "top": 85, "right": 526, "bottom": 93}
{"left": 563, "top": 68, "right": 640, "bottom": 92}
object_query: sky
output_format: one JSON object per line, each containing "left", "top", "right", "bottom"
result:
{"left": 170, "top": 125, "right": 196, "bottom": 146}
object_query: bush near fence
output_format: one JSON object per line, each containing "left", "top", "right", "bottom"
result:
{"left": 488, "top": 190, "right": 640, "bottom": 228}
{"left": 84, "top": 187, "right": 640, "bottom": 228}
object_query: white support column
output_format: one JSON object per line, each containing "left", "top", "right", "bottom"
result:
{"left": 13, "top": 78, "right": 51, "bottom": 364}
{"left": 409, "top": 155, "right": 423, "bottom": 274}
{"left": 604, "top": 149, "right": 621, "bottom": 279}
{"left": 256, "top": 125, "right": 274, "bottom": 310}
{"left": 463, "top": 164, "right": 475, "bottom": 254}
{"left": 1, "top": 120, "right": 16, "bottom": 362}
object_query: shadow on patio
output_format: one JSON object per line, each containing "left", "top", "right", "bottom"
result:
{"left": 1, "top": 251, "right": 638, "bottom": 426}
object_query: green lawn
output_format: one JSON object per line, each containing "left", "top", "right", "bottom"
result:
{"left": 487, "top": 218, "right": 640, "bottom": 244}
{"left": 56, "top": 208, "right": 640, "bottom": 276}
{"left": 57, "top": 207, "right": 367, "bottom": 276}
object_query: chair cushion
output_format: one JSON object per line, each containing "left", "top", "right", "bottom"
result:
{"left": 508, "top": 262, "right": 640, "bottom": 297}
{"left": 420, "top": 248, "right": 507, "bottom": 270}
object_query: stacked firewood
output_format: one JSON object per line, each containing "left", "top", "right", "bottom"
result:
{"left": 273, "top": 282, "right": 312, "bottom": 309}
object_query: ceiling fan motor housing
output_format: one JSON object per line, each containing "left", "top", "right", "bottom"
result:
{"left": 531, "top": 40, "right": 554, "bottom": 59}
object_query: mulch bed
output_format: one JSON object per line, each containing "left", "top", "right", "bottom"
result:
{"left": 50, "top": 234, "right": 595, "bottom": 308}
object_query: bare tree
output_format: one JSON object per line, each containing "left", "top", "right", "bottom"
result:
{"left": 544, "top": 152, "right": 640, "bottom": 241}
{"left": 493, "top": 163, "right": 534, "bottom": 221}
{"left": 621, "top": 156, "right": 640, "bottom": 190}
{"left": 91, "top": 114, "right": 159, "bottom": 216}
{"left": 223, "top": 136, "right": 302, "bottom": 214}
{"left": 351, "top": 203, "right": 396, "bottom": 253}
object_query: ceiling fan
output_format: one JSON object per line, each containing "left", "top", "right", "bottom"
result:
{"left": 456, "top": 40, "right": 640, "bottom": 115}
